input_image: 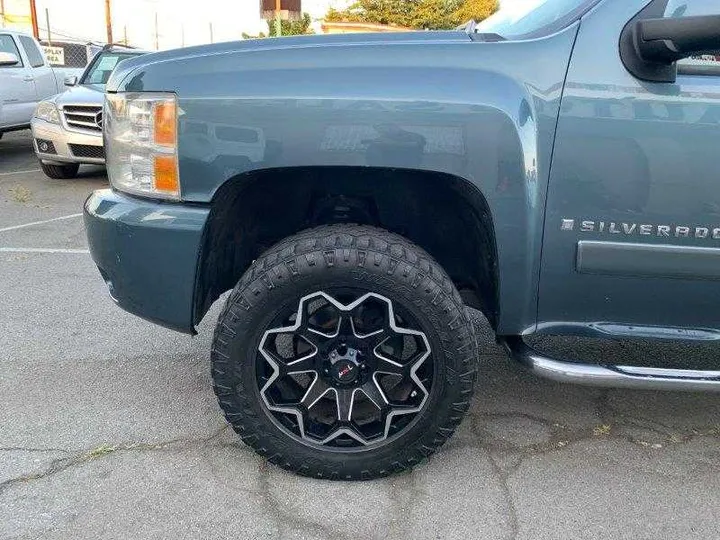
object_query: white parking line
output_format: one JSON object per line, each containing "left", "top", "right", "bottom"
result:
{"left": 0, "top": 247, "right": 89, "bottom": 254}
{"left": 0, "top": 168, "right": 42, "bottom": 176}
{"left": 0, "top": 213, "right": 83, "bottom": 233}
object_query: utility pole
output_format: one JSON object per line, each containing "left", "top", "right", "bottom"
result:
{"left": 45, "top": 8, "right": 50, "bottom": 44}
{"left": 0, "top": 0, "right": 5, "bottom": 27}
{"left": 123, "top": 24, "right": 127, "bottom": 45}
{"left": 181, "top": 24, "right": 184, "bottom": 47}
{"left": 29, "top": 0, "right": 39, "bottom": 39}
{"left": 275, "top": 0, "right": 281, "bottom": 37}
{"left": 209, "top": 22, "right": 213, "bottom": 43}
{"left": 154, "top": 11, "right": 158, "bottom": 50}
{"left": 104, "top": 0, "right": 113, "bottom": 43}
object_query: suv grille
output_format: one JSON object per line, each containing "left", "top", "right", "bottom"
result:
{"left": 69, "top": 144, "right": 105, "bottom": 159}
{"left": 62, "top": 105, "right": 103, "bottom": 132}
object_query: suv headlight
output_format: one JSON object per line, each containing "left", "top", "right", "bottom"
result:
{"left": 34, "top": 101, "right": 60, "bottom": 124}
{"left": 104, "top": 92, "right": 180, "bottom": 200}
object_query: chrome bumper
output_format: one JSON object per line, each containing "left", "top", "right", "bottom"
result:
{"left": 503, "top": 336, "right": 720, "bottom": 392}
{"left": 31, "top": 118, "right": 104, "bottom": 165}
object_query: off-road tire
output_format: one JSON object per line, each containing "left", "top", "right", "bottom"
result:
{"left": 40, "top": 162, "right": 79, "bottom": 179}
{"left": 211, "top": 224, "right": 478, "bottom": 480}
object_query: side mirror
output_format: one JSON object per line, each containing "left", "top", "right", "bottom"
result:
{"left": 0, "top": 52, "right": 20, "bottom": 66}
{"left": 64, "top": 75, "right": 78, "bottom": 86}
{"left": 623, "top": 15, "right": 720, "bottom": 83}
{"left": 635, "top": 15, "right": 720, "bottom": 64}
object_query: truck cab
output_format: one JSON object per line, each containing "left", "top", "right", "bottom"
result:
{"left": 0, "top": 30, "right": 60, "bottom": 135}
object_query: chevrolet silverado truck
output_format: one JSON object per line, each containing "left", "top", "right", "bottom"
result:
{"left": 0, "top": 30, "right": 65, "bottom": 137}
{"left": 84, "top": 0, "right": 720, "bottom": 480}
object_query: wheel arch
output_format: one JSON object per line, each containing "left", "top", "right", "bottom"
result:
{"left": 193, "top": 166, "right": 501, "bottom": 330}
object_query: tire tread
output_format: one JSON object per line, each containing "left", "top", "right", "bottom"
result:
{"left": 211, "top": 224, "right": 478, "bottom": 480}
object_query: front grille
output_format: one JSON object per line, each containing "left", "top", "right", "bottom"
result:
{"left": 69, "top": 144, "right": 105, "bottom": 159}
{"left": 35, "top": 138, "right": 56, "bottom": 154}
{"left": 62, "top": 105, "right": 102, "bottom": 132}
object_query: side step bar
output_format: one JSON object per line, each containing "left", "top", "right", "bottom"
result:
{"left": 502, "top": 336, "right": 720, "bottom": 392}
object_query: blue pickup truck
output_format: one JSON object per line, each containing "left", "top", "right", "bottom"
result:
{"left": 84, "top": 0, "right": 720, "bottom": 480}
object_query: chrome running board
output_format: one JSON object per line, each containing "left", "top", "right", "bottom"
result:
{"left": 502, "top": 336, "right": 720, "bottom": 392}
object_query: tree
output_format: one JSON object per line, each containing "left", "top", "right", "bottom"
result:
{"left": 453, "top": 0, "right": 499, "bottom": 24}
{"left": 267, "top": 12, "right": 312, "bottom": 37}
{"left": 323, "top": 0, "right": 499, "bottom": 30}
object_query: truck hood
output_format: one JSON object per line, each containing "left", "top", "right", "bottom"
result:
{"left": 54, "top": 84, "right": 105, "bottom": 106}
{"left": 108, "top": 31, "right": 472, "bottom": 92}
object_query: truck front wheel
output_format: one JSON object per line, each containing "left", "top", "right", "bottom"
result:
{"left": 211, "top": 224, "right": 478, "bottom": 480}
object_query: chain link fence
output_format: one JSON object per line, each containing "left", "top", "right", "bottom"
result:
{"left": 39, "top": 40, "right": 100, "bottom": 69}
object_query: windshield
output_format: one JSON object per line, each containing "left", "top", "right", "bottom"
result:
{"left": 475, "top": 0, "right": 597, "bottom": 39}
{"left": 81, "top": 51, "right": 140, "bottom": 86}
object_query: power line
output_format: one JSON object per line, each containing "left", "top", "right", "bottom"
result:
{"left": 37, "top": 24, "right": 93, "bottom": 42}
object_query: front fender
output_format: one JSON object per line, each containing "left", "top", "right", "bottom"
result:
{"left": 120, "top": 27, "right": 579, "bottom": 334}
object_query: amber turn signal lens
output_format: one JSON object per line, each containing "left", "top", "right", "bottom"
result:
{"left": 154, "top": 101, "right": 177, "bottom": 147}
{"left": 153, "top": 155, "right": 179, "bottom": 194}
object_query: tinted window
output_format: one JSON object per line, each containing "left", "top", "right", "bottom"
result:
{"left": 18, "top": 36, "right": 44, "bottom": 67}
{"left": 82, "top": 51, "right": 141, "bottom": 86}
{"left": 0, "top": 34, "right": 23, "bottom": 67}
{"left": 475, "top": 0, "right": 595, "bottom": 39}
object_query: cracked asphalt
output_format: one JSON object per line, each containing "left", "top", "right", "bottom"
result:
{"left": 1, "top": 131, "right": 719, "bottom": 540}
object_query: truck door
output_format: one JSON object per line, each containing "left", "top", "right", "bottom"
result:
{"left": 16, "top": 35, "right": 57, "bottom": 101}
{"left": 0, "top": 33, "right": 35, "bottom": 129}
{"left": 539, "top": 0, "right": 720, "bottom": 335}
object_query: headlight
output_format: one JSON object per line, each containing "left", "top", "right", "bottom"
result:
{"left": 34, "top": 101, "right": 60, "bottom": 124}
{"left": 104, "top": 92, "right": 180, "bottom": 200}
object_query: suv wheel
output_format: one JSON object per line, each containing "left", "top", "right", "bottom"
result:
{"left": 40, "top": 162, "right": 79, "bottom": 179}
{"left": 211, "top": 224, "right": 478, "bottom": 480}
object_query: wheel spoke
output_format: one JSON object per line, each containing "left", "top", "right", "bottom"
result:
{"left": 298, "top": 327, "right": 332, "bottom": 348}
{"left": 335, "top": 388, "right": 354, "bottom": 422}
{"left": 262, "top": 347, "right": 317, "bottom": 376}
{"left": 337, "top": 315, "right": 354, "bottom": 337}
{"left": 300, "top": 377, "right": 331, "bottom": 409}
{"left": 362, "top": 328, "right": 390, "bottom": 349}
{"left": 285, "top": 352, "right": 317, "bottom": 374}
{"left": 358, "top": 380, "right": 388, "bottom": 410}
{"left": 374, "top": 354, "right": 406, "bottom": 376}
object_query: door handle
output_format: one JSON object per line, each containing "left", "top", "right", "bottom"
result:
{"left": 23, "top": 75, "right": 34, "bottom": 82}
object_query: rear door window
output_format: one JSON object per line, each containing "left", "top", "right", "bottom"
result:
{"left": 18, "top": 36, "right": 45, "bottom": 68}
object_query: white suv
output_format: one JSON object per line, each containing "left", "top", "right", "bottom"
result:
{"left": 31, "top": 45, "right": 147, "bottom": 179}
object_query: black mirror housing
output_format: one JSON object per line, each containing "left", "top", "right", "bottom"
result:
{"left": 635, "top": 15, "right": 720, "bottom": 64}
{"left": 621, "top": 13, "right": 720, "bottom": 83}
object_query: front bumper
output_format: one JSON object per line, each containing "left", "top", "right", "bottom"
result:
{"left": 84, "top": 189, "right": 210, "bottom": 333}
{"left": 31, "top": 118, "right": 104, "bottom": 165}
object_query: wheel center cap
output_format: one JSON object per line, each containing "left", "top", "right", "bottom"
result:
{"left": 331, "top": 360, "right": 359, "bottom": 384}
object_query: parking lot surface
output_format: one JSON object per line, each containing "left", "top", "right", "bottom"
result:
{"left": 1, "top": 130, "right": 719, "bottom": 539}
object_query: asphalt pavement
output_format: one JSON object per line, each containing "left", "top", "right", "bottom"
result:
{"left": 1, "top": 130, "right": 719, "bottom": 540}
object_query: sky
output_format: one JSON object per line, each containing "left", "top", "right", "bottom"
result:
{"left": 2, "top": 0, "right": 526, "bottom": 50}
{"left": 41, "top": 0, "right": 343, "bottom": 49}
